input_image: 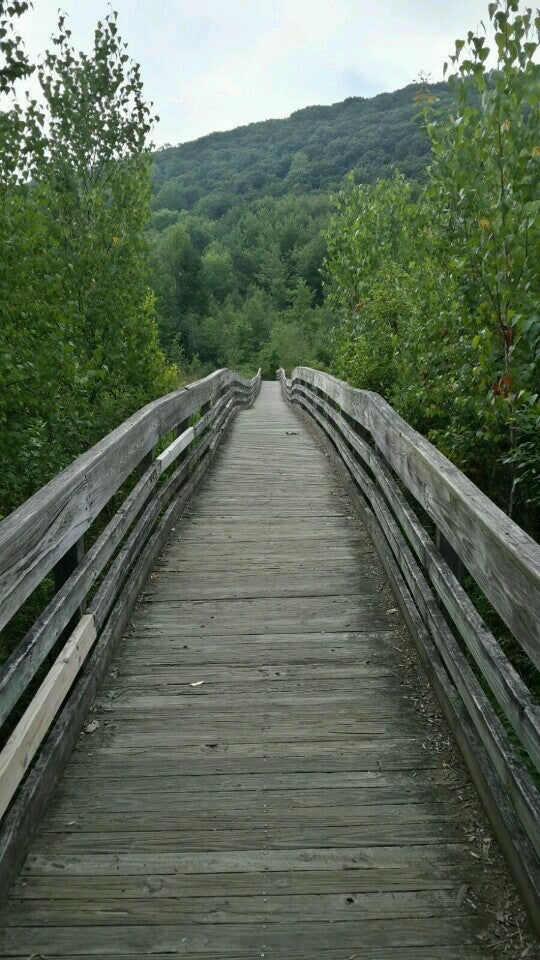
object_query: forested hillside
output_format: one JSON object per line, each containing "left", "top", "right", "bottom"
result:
{"left": 151, "top": 82, "right": 451, "bottom": 214}
{"left": 146, "top": 1, "right": 538, "bottom": 539}
{"left": 1, "top": 0, "right": 538, "bottom": 549}
{"left": 147, "top": 83, "right": 451, "bottom": 379}
{"left": 5, "top": 1, "right": 417, "bottom": 519}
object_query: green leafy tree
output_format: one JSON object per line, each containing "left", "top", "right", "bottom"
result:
{"left": 151, "top": 220, "right": 207, "bottom": 355}
{"left": 0, "top": 7, "right": 176, "bottom": 518}
{"left": 201, "top": 242, "right": 235, "bottom": 302}
{"left": 425, "top": 0, "right": 539, "bottom": 519}
{"left": 35, "top": 13, "right": 173, "bottom": 437}
{"left": 325, "top": 174, "right": 462, "bottom": 431}
{"left": 0, "top": 0, "right": 64, "bottom": 515}
{"left": 325, "top": 1, "right": 539, "bottom": 531}
{"left": 148, "top": 193, "right": 333, "bottom": 376}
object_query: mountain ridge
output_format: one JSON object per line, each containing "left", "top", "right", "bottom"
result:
{"left": 150, "top": 81, "right": 452, "bottom": 216}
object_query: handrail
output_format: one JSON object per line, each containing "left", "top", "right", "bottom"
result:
{"left": 278, "top": 365, "right": 540, "bottom": 926}
{"left": 0, "top": 367, "right": 260, "bottom": 898}
{"left": 280, "top": 367, "right": 539, "bottom": 658}
{"left": 0, "top": 368, "right": 258, "bottom": 635}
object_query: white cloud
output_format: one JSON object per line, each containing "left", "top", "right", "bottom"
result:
{"left": 15, "top": 0, "right": 494, "bottom": 146}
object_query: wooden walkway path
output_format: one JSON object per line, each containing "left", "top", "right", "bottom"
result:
{"left": 0, "top": 382, "right": 503, "bottom": 957}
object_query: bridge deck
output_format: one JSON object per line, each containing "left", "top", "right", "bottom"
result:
{"left": 1, "top": 382, "right": 495, "bottom": 957}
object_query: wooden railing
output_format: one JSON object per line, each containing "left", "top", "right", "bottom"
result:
{"left": 0, "top": 367, "right": 261, "bottom": 896}
{"left": 278, "top": 366, "right": 540, "bottom": 921}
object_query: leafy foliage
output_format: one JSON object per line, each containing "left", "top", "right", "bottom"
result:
{"left": 2, "top": 0, "right": 536, "bottom": 550}
{"left": 325, "top": 1, "right": 539, "bottom": 533}
{"left": 146, "top": 83, "right": 455, "bottom": 381}
{"left": 151, "top": 82, "right": 453, "bottom": 214}
{"left": 428, "top": 1, "right": 540, "bottom": 521}
{"left": 0, "top": 7, "right": 176, "bottom": 520}
{"left": 149, "top": 194, "right": 335, "bottom": 377}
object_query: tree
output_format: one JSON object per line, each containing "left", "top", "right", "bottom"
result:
{"left": 324, "top": 0, "right": 539, "bottom": 531}
{"left": 201, "top": 242, "right": 235, "bottom": 302}
{"left": 0, "top": 7, "right": 176, "bottom": 518}
{"left": 0, "top": 0, "right": 37, "bottom": 182}
{"left": 151, "top": 221, "right": 207, "bottom": 355}
{"left": 36, "top": 13, "right": 172, "bottom": 430}
{"left": 426, "top": 0, "right": 539, "bottom": 520}
{"left": 0, "top": 0, "right": 61, "bottom": 516}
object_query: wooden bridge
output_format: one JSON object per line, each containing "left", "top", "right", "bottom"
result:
{"left": 0, "top": 369, "right": 538, "bottom": 958}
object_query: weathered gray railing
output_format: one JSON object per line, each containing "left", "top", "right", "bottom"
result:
{"left": 0, "top": 367, "right": 260, "bottom": 897}
{"left": 278, "top": 365, "right": 540, "bottom": 925}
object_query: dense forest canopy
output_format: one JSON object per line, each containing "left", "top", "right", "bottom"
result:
{"left": 0, "top": 0, "right": 538, "bottom": 549}
{"left": 147, "top": 82, "right": 452, "bottom": 380}
{"left": 151, "top": 81, "right": 452, "bottom": 213}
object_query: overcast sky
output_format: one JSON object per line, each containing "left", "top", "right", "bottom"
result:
{"left": 19, "top": 0, "right": 491, "bottom": 147}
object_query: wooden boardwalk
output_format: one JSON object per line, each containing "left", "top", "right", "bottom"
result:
{"left": 0, "top": 382, "right": 498, "bottom": 957}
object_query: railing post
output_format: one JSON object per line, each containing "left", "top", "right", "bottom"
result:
{"left": 316, "top": 385, "right": 326, "bottom": 420}
{"left": 436, "top": 528, "right": 466, "bottom": 583}
{"left": 174, "top": 417, "right": 190, "bottom": 440}
{"left": 175, "top": 416, "right": 192, "bottom": 466}
{"left": 53, "top": 536, "right": 86, "bottom": 624}
{"left": 137, "top": 447, "right": 155, "bottom": 479}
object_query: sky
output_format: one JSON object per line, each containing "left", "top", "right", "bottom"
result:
{"left": 18, "top": 0, "right": 492, "bottom": 148}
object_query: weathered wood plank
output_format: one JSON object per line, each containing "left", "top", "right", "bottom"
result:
{"left": 0, "top": 920, "right": 482, "bottom": 957}
{"left": 140, "top": 570, "right": 376, "bottom": 601}
{"left": 63, "top": 739, "right": 442, "bottom": 779}
{"left": 0, "top": 382, "right": 519, "bottom": 956}
{"left": 50, "top": 766, "right": 457, "bottom": 798}
{"left": 0, "top": 369, "right": 260, "bottom": 632}
{"left": 115, "top": 631, "right": 401, "bottom": 667}
{"left": 45, "top": 781, "right": 455, "bottom": 817}
{"left": 8, "top": 863, "right": 476, "bottom": 898}
{"left": 156, "top": 425, "right": 195, "bottom": 472}
{"left": 122, "top": 594, "right": 391, "bottom": 636}
{"left": 291, "top": 381, "right": 540, "bottom": 770}
{"left": 40, "top": 802, "right": 459, "bottom": 835}
{"left": 0, "top": 616, "right": 97, "bottom": 820}
{"left": 0, "top": 950, "right": 484, "bottom": 960}
{"left": 160, "top": 543, "right": 375, "bottom": 567}
{"left": 0, "top": 951, "right": 485, "bottom": 960}
{"left": 285, "top": 366, "right": 540, "bottom": 662}
{"left": 20, "top": 842, "right": 474, "bottom": 876}
{"left": 2, "top": 889, "right": 475, "bottom": 925}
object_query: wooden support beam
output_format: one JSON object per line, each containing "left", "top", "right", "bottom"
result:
{"left": 53, "top": 537, "right": 85, "bottom": 595}
{"left": 0, "top": 615, "right": 97, "bottom": 822}
{"left": 53, "top": 537, "right": 86, "bottom": 627}
{"left": 136, "top": 448, "right": 155, "bottom": 479}
{"left": 157, "top": 428, "right": 195, "bottom": 474}
{"left": 436, "top": 529, "right": 466, "bottom": 584}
